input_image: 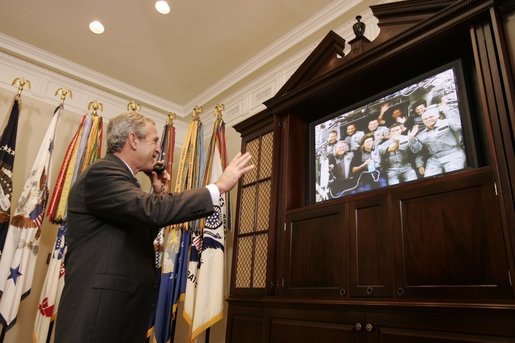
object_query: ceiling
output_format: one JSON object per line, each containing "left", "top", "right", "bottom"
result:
{"left": 0, "top": 0, "right": 354, "bottom": 112}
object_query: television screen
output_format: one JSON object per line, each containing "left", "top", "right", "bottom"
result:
{"left": 312, "top": 60, "right": 472, "bottom": 202}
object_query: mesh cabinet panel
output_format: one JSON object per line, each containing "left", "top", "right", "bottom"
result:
{"left": 233, "top": 131, "right": 274, "bottom": 291}
{"left": 253, "top": 233, "right": 269, "bottom": 288}
{"left": 235, "top": 236, "right": 253, "bottom": 288}
{"left": 239, "top": 186, "right": 257, "bottom": 234}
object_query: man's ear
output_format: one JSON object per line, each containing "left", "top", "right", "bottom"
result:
{"left": 128, "top": 132, "right": 138, "bottom": 150}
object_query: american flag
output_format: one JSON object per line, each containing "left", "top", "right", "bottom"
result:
{"left": 0, "top": 96, "right": 21, "bottom": 256}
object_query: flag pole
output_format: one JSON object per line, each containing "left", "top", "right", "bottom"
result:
{"left": 203, "top": 105, "right": 223, "bottom": 343}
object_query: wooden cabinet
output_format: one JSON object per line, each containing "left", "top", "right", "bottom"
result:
{"left": 367, "top": 309, "right": 515, "bottom": 342}
{"left": 278, "top": 168, "right": 511, "bottom": 300}
{"left": 226, "top": 303, "right": 264, "bottom": 343}
{"left": 264, "top": 305, "right": 515, "bottom": 343}
{"left": 349, "top": 194, "right": 392, "bottom": 298}
{"left": 268, "top": 307, "right": 360, "bottom": 343}
{"left": 391, "top": 169, "right": 512, "bottom": 299}
{"left": 227, "top": 0, "right": 515, "bottom": 341}
{"left": 283, "top": 204, "right": 347, "bottom": 297}
{"left": 231, "top": 117, "right": 278, "bottom": 296}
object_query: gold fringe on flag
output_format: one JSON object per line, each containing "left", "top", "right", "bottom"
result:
{"left": 46, "top": 104, "right": 103, "bottom": 224}
{"left": 46, "top": 117, "right": 84, "bottom": 223}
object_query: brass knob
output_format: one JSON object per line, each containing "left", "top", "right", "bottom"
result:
{"left": 339, "top": 288, "right": 346, "bottom": 296}
{"left": 366, "top": 287, "right": 374, "bottom": 295}
{"left": 354, "top": 322, "right": 362, "bottom": 331}
{"left": 397, "top": 287, "right": 405, "bottom": 296}
{"left": 365, "top": 323, "right": 373, "bottom": 332}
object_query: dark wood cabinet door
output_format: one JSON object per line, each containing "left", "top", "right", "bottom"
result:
{"left": 282, "top": 203, "right": 348, "bottom": 297}
{"left": 391, "top": 169, "right": 513, "bottom": 299}
{"left": 268, "top": 308, "right": 364, "bottom": 343}
{"left": 228, "top": 315, "right": 263, "bottom": 343}
{"left": 349, "top": 195, "right": 393, "bottom": 298}
{"left": 270, "top": 319, "right": 359, "bottom": 343}
{"left": 373, "top": 330, "right": 515, "bottom": 343}
{"left": 366, "top": 308, "right": 515, "bottom": 343}
{"left": 226, "top": 304, "right": 264, "bottom": 343}
{"left": 232, "top": 124, "right": 277, "bottom": 296}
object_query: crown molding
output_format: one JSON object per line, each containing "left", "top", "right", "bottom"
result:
{"left": 0, "top": 49, "right": 174, "bottom": 133}
{"left": 0, "top": 32, "right": 185, "bottom": 117}
{"left": 186, "top": 0, "right": 364, "bottom": 111}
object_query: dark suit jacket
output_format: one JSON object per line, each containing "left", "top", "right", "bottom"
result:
{"left": 55, "top": 154, "right": 213, "bottom": 343}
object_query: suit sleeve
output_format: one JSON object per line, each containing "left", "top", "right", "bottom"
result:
{"left": 83, "top": 161, "right": 214, "bottom": 229}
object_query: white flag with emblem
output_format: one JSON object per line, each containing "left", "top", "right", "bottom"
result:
{"left": 0, "top": 105, "right": 61, "bottom": 330}
{"left": 183, "top": 127, "right": 226, "bottom": 341}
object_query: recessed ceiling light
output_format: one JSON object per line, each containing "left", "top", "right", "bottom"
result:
{"left": 89, "top": 20, "right": 105, "bottom": 34}
{"left": 155, "top": 0, "right": 170, "bottom": 15}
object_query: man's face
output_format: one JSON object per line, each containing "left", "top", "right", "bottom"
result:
{"left": 392, "top": 109, "right": 403, "bottom": 119}
{"left": 422, "top": 111, "right": 439, "bottom": 129}
{"left": 368, "top": 120, "right": 378, "bottom": 131}
{"left": 346, "top": 125, "right": 356, "bottom": 136}
{"left": 335, "top": 142, "right": 348, "bottom": 156}
{"left": 328, "top": 132, "right": 338, "bottom": 144}
{"left": 415, "top": 104, "right": 426, "bottom": 116}
{"left": 362, "top": 137, "right": 374, "bottom": 151}
{"left": 136, "top": 122, "right": 161, "bottom": 172}
{"left": 389, "top": 125, "right": 403, "bottom": 139}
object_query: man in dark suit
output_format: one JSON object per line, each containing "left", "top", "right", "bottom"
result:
{"left": 55, "top": 111, "right": 252, "bottom": 342}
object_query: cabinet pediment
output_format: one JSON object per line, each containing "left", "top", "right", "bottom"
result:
{"left": 271, "top": 30, "right": 346, "bottom": 101}
{"left": 266, "top": 0, "right": 460, "bottom": 111}
{"left": 370, "top": 0, "right": 456, "bottom": 45}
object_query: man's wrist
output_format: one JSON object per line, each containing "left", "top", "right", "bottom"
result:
{"left": 206, "top": 184, "right": 220, "bottom": 205}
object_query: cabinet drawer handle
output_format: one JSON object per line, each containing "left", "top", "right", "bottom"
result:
{"left": 366, "top": 287, "right": 374, "bottom": 295}
{"left": 339, "top": 288, "right": 346, "bottom": 296}
{"left": 354, "top": 322, "right": 362, "bottom": 331}
{"left": 365, "top": 323, "right": 374, "bottom": 332}
{"left": 397, "top": 287, "right": 405, "bottom": 296}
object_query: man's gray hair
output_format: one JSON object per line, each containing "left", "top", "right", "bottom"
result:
{"left": 106, "top": 112, "right": 155, "bottom": 153}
